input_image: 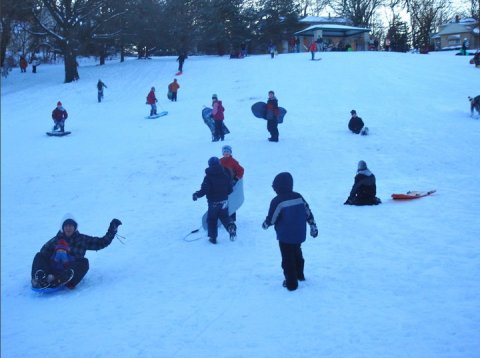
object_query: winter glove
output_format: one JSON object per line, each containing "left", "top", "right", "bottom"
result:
{"left": 310, "top": 223, "right": 318, "bottom": 238}
{"left": 192, "top": 193, "right": 198, "bottom": 201}
{"left": 108, "top": 218, "right": 122, "bottom": 233}
{"left": 262, "top": 220, "right": 269, "bottom": 230}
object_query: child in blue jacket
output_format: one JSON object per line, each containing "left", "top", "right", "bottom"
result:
{"left": 262, "top": 172, "right": 318, "bottom": 291}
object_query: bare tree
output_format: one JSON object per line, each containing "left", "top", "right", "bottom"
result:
{"left": 32, "top": 0, "right": 121, "bottom": 82}
{"left": 330, "top": 0, "right": 385, "bottom": 26}
{"left": 404, "top": 0, "right": 450, "bottom": 50}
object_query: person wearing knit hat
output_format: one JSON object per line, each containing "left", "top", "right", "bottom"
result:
{"left": 211, "top": 94, "right": 226, "bottom": 142}
{"left": 31, "top": 214, "right": 122, "bottom": 290}
{"left": 51, "top": 101, "right": 68, "bottom": 132}
{"left": 219, "top": 145, "right": 245, "bottom": 222}
{"left": 348, "top": 109, "right": 365, "bottom": 135}
{"left": 266, "top": 90, "right": 280, "bottom": 142}
{"left": 193, "top": 157, "right": 237, "bottom": 244}
{"left": 344, "top": 161, "right": 381, "bottom": 206}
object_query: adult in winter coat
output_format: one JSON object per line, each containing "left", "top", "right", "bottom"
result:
{"left": 97, "top": 79, "right": 107, "bottom": 102}
{"left": 146, "top": 87, "right": 158, "bottom": 116}
{"left": 211, "top": 94, "right": 226, "bottom": 141}
{"left": 177, "top": 53, "right": 187, "bottom": 72}
{"left": 348, "top": 109, "right": 365, "bottom": 134}
{"left": 344, "top": 160, "right": 381, "bottom": 206}
{"left": 263, "top": 172, "right": 318, "bottom": 291}
{"left": 469, "top": 95, "right": 480, "bottom": 116}
{"left": 309, "top": 41, "right": 317, "bottom": 60}
{"left": 168, "top": 79, "right": 180, "bottom": 102}
{"left": 51, "top": 101, "right": 68, "bottom": 132}
{"left": 31, "top": 214, "right": 122, "bottom": 289}
{"left": 193, "top": 157, "right": 237, "bottom": 244}
{"left": 219, "top": 145, "right": 245, "bottom": 221}
{"left": 266, "top": 90, "right": 279, "bottom": 142}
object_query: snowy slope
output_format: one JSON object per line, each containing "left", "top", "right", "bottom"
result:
{"left": 1, "top": 51, "right": 479, "bottom": 358}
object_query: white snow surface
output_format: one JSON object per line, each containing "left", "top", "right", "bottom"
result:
{"left": 1, "top": 51, "right": 479, "bottom": 357}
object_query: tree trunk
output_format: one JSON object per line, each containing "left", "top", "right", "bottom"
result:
{"left": 0, "top": 19, "right": 12, "bottom": 67}
{"left": 64, "top": 44, "right": 79, "bottom": 83}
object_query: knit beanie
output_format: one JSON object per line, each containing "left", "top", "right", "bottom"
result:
{"left": 61, "top": 213, "right": 78, "bottom": 231}
{"left": 358, "top": 160, "right": 367, "bottom": 170}
{"left": 57, "top": 101, "right": 62, "bottom": 106}
{"left": 212, "top": 94, "right": 218, "bottom": 99}
{"left": 208, "top": 156, "right": 220, "bottom": 167}
{"left": 350, "top": 109, "right": 356, "bottom": 115}
{"left": 222, "top": 145, "right": 232, "bottom": 155}
{"left": 55, "top": 239, "right": 70, "bottom": 252}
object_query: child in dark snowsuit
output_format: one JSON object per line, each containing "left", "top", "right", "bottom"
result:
{"left": 344, "top": 160, "right": 381, "bottom": 206}
{"left": 266, "top": 91, "right": 279, "bottom": 142}
{"left": 348, "top": 109, "right": 365, "bottom": 134}
{"left": 263, "top": 172, "right": 318, "bottom": 291}
{"left": 97, "top": 79, "right": 107, "bottom": 102}
{"left": 469, "top": 95, "right": 480, "bottom": 116}
{"left": 193, "top": 157, "right": 237, "bottom": 244}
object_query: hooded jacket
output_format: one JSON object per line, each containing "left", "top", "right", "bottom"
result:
{"left": 349, "top": 168, "right": 377, "bottom": 201}
{"left": 52, "top": 107, "right": 68, "bottom": 121}
{"left": 195, "top": 163, "right": 233, "bottom": 203}
{"left": 265, "top": 172, "right": 315, "bottom": 244}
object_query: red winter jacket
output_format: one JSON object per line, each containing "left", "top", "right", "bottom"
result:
{"left": 309, "top": 42, "right": 317, "bottom": 52}
{"left": 147, "top": 90, "right": 157, "bottom": 104}
{"left": 212, "top": 100, "right": 224, "bottom": 121}
{"left": 220, "top": 156, "right": 244, "bottom": 180}
{"left": 52, "top": 107, "right": 68, "bottom": 121}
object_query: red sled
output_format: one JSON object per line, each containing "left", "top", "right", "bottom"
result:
{"left": 391, "top": 190, "right": 436, "bottom": 200}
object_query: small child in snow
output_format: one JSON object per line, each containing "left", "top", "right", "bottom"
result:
{"left": 262, "top": 172, "right": 318, "bottom": 291}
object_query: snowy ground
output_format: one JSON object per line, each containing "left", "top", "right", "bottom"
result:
{"left": 1, "top": 50, "right": 479, "bottom": 357}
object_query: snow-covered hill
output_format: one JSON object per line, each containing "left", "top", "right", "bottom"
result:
{"left": 1, "top": 51, "right": 479, "bottom": 357}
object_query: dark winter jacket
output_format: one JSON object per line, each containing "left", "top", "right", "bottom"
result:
{"left": 52, "top": 107, "right": 68, "bottom": 121}
{"left": 348, "top": 115, "right": 364, "bottom": 134}
{"left": 265, "top": 172, "right": 316, "bottom": 244}
{"left": 266, "top": 97, "right": 279, "bottom": 120}
{"left": 40, "top": 229, "right": 115, "bottom": 260}
{"left": 97, "top": 81, "right": 107, "bottom": 91}
{"left": 348, "top": 169, "right": 377, "bottom": 204}
{"left": 195, "top": 164, "right": 233, "bottom": 203}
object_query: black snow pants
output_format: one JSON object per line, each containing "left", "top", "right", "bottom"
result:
{"left": 31, "top": 252, "right": 90, "bottom": 288}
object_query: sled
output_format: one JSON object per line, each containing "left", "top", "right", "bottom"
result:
{"left": 46, "top": 131, "right": 71, "bottom": 137}
{"left": 167, "top": 91, "right": 173, "bottom": 100}
{"left": 391, "top": 190, "right": 436, "bottom": 200}
{"left": 175, "top": 71, "right": 183, "bottom": 76}
{"left": 251, "top": 101, "right": 287, "bottom": 123}
{"left": 201, "top": 107, "right": 230, "bottom": 138}
{"left": 145, "top": 111, "right": 168, "bottom": 119}
{"left": 202, "top": 178, "right": 244, "bottom": 230}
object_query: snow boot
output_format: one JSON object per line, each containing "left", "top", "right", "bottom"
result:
{"left": 228, "top": 223, "right": 237, "bottom": 241}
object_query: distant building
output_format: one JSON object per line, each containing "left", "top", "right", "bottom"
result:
{"left": 432, "top": 17, "right": 479, "bottom": 51}
{"left": 294, "top": 16, "right": 370, "bottom": 51}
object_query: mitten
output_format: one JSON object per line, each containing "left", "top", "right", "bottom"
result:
{"left": 262, "top": 220, "right": 269, "bottom": 230}
{"left": 108, "top": 218, "right": 122, "bottom": 233}
{"left": 310, "top": 223, "right": 318, "bottom": 238}
{"left": 192, "top": 193, "right": 198, "bottom": 201}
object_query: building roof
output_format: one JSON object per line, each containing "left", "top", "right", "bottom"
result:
{"left": 299, "top": 16, "right": 350, "bottom": 25}
{"left": 436, "top": 23, "right": 474, "bottom": 36}
{"left": 295, "top": 24, "right": 370, "bottom": 37}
